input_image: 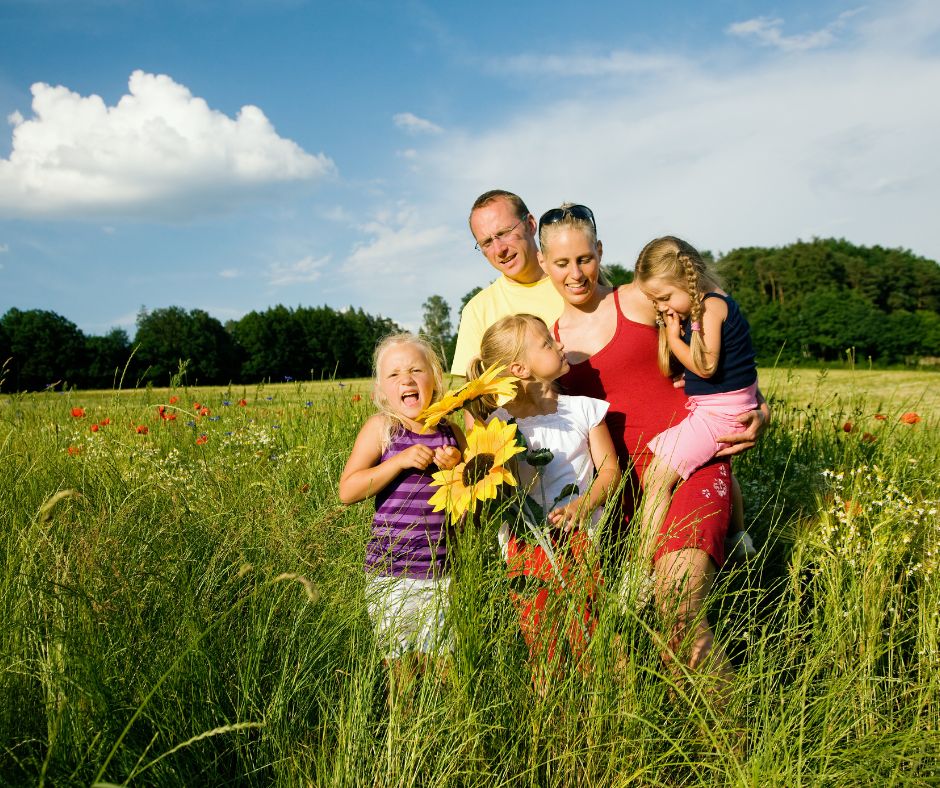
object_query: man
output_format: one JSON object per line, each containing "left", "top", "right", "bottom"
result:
{"left": 450, "top": 190, "right": 564, "bottom": 378}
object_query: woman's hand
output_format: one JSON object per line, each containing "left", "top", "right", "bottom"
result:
{"left": 715, "top": 398, "right": 771, "bottom": 457}
{"left": 433, "top": 445, "right": 462, "bottom": 471}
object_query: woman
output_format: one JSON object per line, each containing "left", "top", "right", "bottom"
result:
{"left": 536, "top": 203, "right": 768, "bottom": 692}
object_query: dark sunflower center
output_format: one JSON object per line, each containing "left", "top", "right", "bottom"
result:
{"left": 462, "top": 453, "right": 495, "bottom": 486}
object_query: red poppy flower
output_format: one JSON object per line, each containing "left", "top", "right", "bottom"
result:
{"left": 136, "top": 425, "right": 149, "bottom": 435}
{"left": 158, "top": 405, "right": 167, "bottom": 417}
{"left": 90, "top": 423, "right": 100, "bottom": 433}
{"left": 196, "top": 434, "right": 208, "bottom": 445}
{"left": 165, "top": 412, "right": 177, "bottom": 421}
{"left": 67, "top": 445, "right": 80, "bottom": 456}
{"left": 193, "top": 402, "right": 201, "bottom": 410}
{"left": 842, "top": 422, "right": 854, "bottom": 433}
{"left": 238, "top": 399, "right": 248, "bottom": 407}
{"left": 100, "top": 417, "right": 111, "bottom": 426}
{"left": 71, "top": 407, "right": 85, "bottom": 418}
{"left": 900, "top": 412, "right": 922, "bottom": 425}
{"left": 873, "top": 413, "right": 887, "bottom": 421}
{"left": 199, "top": 407, "right": 209, "bottom": 417}
{"left": 861, "top": 432, "right": 876, "bottom": 444}
{"left": 352, "top": 394, "right": 362, "bottom": 402}
{"left": 169, "top": 395, "right": 179, "bottom": 404}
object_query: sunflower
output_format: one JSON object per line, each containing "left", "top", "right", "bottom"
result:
{"left": 419, "top": 363, "right": 519, "bottom": 433}
{"left": 428, "top": 417, "right": 526, "bottom": 519}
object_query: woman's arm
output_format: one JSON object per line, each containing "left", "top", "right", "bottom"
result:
{"left": 338, "top": 415, "right": 436, "bottom": 504}
{"left": 715, "top": 387, "right": 771, "bottom": 457}
{"left": 548, "top": 421, "right": 621, "bottom": 529}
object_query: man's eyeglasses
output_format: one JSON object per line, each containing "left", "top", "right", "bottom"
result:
{"left": 537, "top": 204, "right": 597, "bottom": 234}
{"left": 474, "top": 216, "right": 527, "bottom": 252}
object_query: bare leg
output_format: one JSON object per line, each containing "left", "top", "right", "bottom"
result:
{"left": 653, "top": 547, "right": 734, "bottom": 709}
{"left": 637, "top": 455, "right": 681, "bottom": 570}
{"left": 618, "top": 456, "right": 680, "bottom": 611}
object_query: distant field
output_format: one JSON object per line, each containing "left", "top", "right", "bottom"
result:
{"left": 759, "top": 366, "right": 937, "bottom": 419}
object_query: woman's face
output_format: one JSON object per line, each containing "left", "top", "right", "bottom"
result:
{"left": 538, "top": 226, "right": 603, "bottom": 307}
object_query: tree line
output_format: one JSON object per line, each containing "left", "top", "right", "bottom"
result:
{"left": 1, "top": 238, "right": 938, "bottom": 392}
{"left": 0, "top": 305, "right": 400, "bottom": 392}
{"left": 715, "top": 238, "right": 940, "bottom": 364}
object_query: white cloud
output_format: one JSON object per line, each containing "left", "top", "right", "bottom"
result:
{"left": 0, "top": 70, "right": 335, "bottom": 220}
{"left": 728, "top": 9, "right": 863, "bottom": 52}
{"left": 0, "top": 243, "right": 8, "bottom": 253}
{"left": 393, "top": 112, "right": 443, "bottom": 135}
{"left": 336, "top": 203, "right": 479, "bottom": 326}
{"left": 266, "top": 254, "right": 329, "bottom": 286}
{"left": 219, "top": 268, "right": 242, "bottom": 279}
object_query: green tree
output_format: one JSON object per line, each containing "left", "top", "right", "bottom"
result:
{"left": 231, "top": 305, "right": 307, "bottom": 382}
{"left": 420, "top": 295, "right": 453, "bottom": 365}
{"left": 85, "top": 328, "right": 132, "bottom": 389}
{"left": 134, "top": 306, "right": 237, "bottom": 385}
{"left": 0, "top": 308, "right": 87, "bottom": 391}
{"left": 603, "top": 264, "right": 633, "bottom": 287}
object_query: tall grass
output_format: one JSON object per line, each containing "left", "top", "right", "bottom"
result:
{"left": 0, "top": 374, "right": 937, "bottom": 785}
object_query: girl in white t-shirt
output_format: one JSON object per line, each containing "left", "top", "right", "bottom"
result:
{"left": 466, "top": 314, "right": 620, "bottom": 676}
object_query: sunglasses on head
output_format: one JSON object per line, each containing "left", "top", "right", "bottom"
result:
{"left": 538, "top": 204, "right": 597, "bottom": 234}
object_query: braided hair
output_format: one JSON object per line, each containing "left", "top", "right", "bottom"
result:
{"left": 634, "top": 236, "right": 722, "bottom": 377}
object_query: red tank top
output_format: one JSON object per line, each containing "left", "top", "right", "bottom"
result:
{"left": 554, "top": 287, "right": 689, "bottom": 482}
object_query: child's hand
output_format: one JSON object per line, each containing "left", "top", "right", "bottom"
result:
{"left": 396, "top": 444, "right": 435, "bottom": 471}
{"left": 663, "top": 311, "right": 683, "bottom": 340}
{"left": 433, "top": 445, "right": 462, "bottom": 471}
{"left": 548, "top": 497, "right": 591, "bottom": 532}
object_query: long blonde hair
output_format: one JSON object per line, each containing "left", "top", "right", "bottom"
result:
{"left": 466, "top": 313, "right": 547, "bottom": 421}
{"left": 634, "top": 236, "right": 722, "bottom": 377}
{"left": 372, "top": 333, "right": 444, "bottom": 448}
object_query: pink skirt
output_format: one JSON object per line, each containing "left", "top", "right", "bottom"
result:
{"left": 647, "top": 382, "right": 758, "bottom": 480}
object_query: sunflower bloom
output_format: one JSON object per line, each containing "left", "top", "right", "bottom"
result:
{"left": 419, "top": 363, "right": 519, "bottom": 432}
{"left": 428, "top": 418, "right": 526, "bottom": 519}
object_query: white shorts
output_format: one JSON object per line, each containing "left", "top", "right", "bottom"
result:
{"left": 365, "top": 574, "right": 451, "bottom": 660}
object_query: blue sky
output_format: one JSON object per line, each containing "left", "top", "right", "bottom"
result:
{"left": 1, "top": 0, "right": 938, "bottom": 336}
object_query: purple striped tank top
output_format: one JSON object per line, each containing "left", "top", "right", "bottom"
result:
{"left": 366, "top": 422, "right": 458, "bottom": 579}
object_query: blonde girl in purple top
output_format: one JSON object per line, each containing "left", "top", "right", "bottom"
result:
{"left": 339, "top": 334, "right": 465, "bottom": 689}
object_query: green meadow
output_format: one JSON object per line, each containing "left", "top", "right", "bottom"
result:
{"left": 1, "top": 369, "right": 937, "bottom": 786}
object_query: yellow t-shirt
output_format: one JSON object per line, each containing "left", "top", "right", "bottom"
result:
{"left": 450, "top": 275, "right": 564, "bottom": 377}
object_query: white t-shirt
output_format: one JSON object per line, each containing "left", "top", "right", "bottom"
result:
{"left": 491, "top": 394, "right": 610, "bottom": 550}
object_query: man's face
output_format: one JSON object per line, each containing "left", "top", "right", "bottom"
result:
{"left": 469, "top": 197, "right": 541, "bottom": 283}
